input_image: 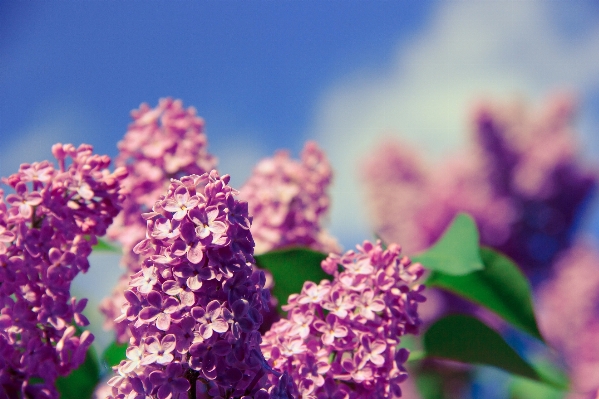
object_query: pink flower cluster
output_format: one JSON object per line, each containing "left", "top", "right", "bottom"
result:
{"left": 0, "top": 144, "right": 126, "bottom": 398}
{"left": 102, "top": 98, "right": 217, "bottom": 342}
{"left": 261, "top": 241, "right": 425, "bottom": 399}
{"left": 239, "top": 141, "right": 339, "bottom": 255}
{"left": 363, "top": 95, "right": 595, "bottom": 277}
{"left": 537, "top": 242, "right": 599, "bottom": 397}
{"left": 107, "top": 171, "right": 290, "bottom": 399}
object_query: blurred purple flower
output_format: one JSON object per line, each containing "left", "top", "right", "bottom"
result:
{"left": 363, "top": 94, "right": 596, "bottom": 280}
{"left": 537, "top": 242, "right": 599, "bottom": 397}
{"left": 239, "top": 141, "right": 340, "bottom": 255}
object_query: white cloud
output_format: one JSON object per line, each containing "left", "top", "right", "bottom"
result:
{"left": 309, "top": 0, "right": 599, "bottom": 248}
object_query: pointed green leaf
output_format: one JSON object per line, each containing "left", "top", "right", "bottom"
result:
{"left": 423, "top": 315, "right": 565, "bottom": 389}
{"left": 424, "top": 314, "right": 538, "bottom": 379}
{"left": 510, "top": 378, "right": 565, "bottom": 399}
{"left": 509, "top": 361, "right": 568, "bottom": 399}
{"left": 427, "top": 246, "right": 543, "bottom": 341}
{"left": 93, "top": 238, "right": 121, "bottom": 253}
{"left": 255, "top": 247, "right": 331, "bottom": 313}
{"left": 56, "top": 342, "right": 100, "bottom": 399}
{"left": 101, "top": 341, "right": 128, "bottom": 372}
{"left": 412, "top": 213, "right": 484, "bottom": 275}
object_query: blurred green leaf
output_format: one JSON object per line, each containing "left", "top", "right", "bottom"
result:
{"left": 93, "top": 238, "right": 120, "bottom": 253}
{"left": 427, "top": 247, "right": 543, "bottom": 341}
{"left": 56, "top": 340, "right": 100, "bottom": 399}
{"left": 412, "top": 213, "right": 484, "bottom": 275}
{"left": 413, "top": 362, "right": 473, "bottom": 399}
{"left": 102, "top": 341, "right": 128, "bottom": 372}
{"left": 510, "top": 378, "right": 565, "bottom": 399}
{"left": 401, "top": 335, "right": 426, "bottom": 362}
{"left": 408, "top": 350, "right": 427, "bottom": 362}
{"left": 509, "top": 359, "right": 569, "bottom": 399}
{"left": 255, "top": 247, "right": 331, "bottom": 313}
{"left": 414, "top": 370, "right": 448, "bottom": 399}
{"left": 423, "top": 315, "right": 565, "bottom": 389}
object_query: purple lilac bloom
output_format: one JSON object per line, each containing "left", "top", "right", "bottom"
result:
{"left": 101, "top": 98, "right": 217, "bottom": 343}
{"left": 0, "top": 143, "right": 126, "bottom": 399}
{"left": 362, "top": 94, "right": 596, "bottom": 280}
{"left": 106, "top": 171, "right": 291, "bottom": 399}
{"left": 537, "top": 242, "right": 599, "bottom": 398}
{"left": 239, "top": 141, "right": 340, "bottom": 334}
{"left": 239, "top": 141, "right": 340, "bottom": 256}
{"left": 261, "top": 241, "right": 426, "bottom": 399}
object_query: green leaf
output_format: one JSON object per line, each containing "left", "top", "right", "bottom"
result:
{"left": 423, "top": 315, "right": 565, "bottom": 389}
{"left": 93, "top": 238, "right": 121, "bottom": 253}
{"left": 56, "top": 341, "right": 101, "bottom": 399}
{"left": 427, "top": 246, "right": 543, "bottom": 341}
{"left": 413, "top": 363, "right": 473, "bottom": 399}
{"left": 510, "top": 378, "right": 565, "bottom": 399}
{"left": 412, "top": 213, "right": 484, "bottom": 275}
{"left": 414, "top": 370, "right": 448, "bottom": 399}
{"left": 101, "top": 341, "right": 128, "bottom": 372}
{"left": 255, "top": 247, "right": 331, "bottom": 313}
{"left": 509, "top": 357, "right": 569, "bottom": 399}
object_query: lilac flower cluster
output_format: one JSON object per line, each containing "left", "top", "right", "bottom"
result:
{"left": 537, "top": 242, "right": 599, "bottom": 397}
{"left": 239, "top": 141, "right": 340, "bottom": 255}
{"left": 261, "top": 241, "right": 425, "bottom": 399}
{"left": 107, "top": 171, "right": 290, "bottom": 399}
{"left": 101, "top": 98, "right": 217, "bottom": 342}
{"left": 363, "top": 95, "right": 595, "bottom": 278}
{"left": 471, "top": 95, "right": 595, "bottom": 275}
{"left": 0, "top": 144, "right": 126, "bottom": 398}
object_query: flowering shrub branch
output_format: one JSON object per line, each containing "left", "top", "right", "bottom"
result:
{"left": 0, "top": 144, "right": 126, "bottom": 398}
{"left": 2, "top": 95, "right": 590, "bottom": 399}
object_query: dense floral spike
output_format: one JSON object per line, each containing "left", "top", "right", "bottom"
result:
{"left": 363, "top": 95, "right": 596, "bottom": 279}
{"left": 107, "top": 171, "right": 291, "bottom": 399}
{"left": 537, "top": 242, "right": 599, "bottom": 397}
{"left": 471, "top": 95, "right": 595, "bottom": 276}
{"left": 101, "top": 98, "right": 217, "bottom": 342}
{"left": 261, "top": 241, "right": 425, "bottom": 399}
{"left": 0, "top": 144, "right": 126, "bottom": 399}
{"left": 239, "top": 141, "right": 340, "bottom": 255}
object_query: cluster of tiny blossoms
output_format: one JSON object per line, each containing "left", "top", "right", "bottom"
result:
{"left": 107, "top": 171, "right": 291, "bottom": 399}
{"left": 261, "top": 241, "right": 425, "bottom": 399}
{"left": 101, "top": 98, "right": 217, "bottom": 342}
{"left": 239, "top": 141, "right": 339, "bottom": 255}
{"left": 537, "top": 242, "right": 599, "bottom": 397}
{"left": 363, "top": 94, "right": 595, "bottom": 279}
{"left": 0, "top": 144, "right": 126, "bottom": 398}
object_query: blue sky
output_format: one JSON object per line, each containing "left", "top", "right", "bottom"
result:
{"left": 0, "top": 1, "right": 432, "bottom": 174}
{"left": 3, "top": 0, "right": 599, "bottom": 351}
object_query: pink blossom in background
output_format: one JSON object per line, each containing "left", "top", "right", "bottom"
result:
{"left": 537, "top": 242, "right": 599, "bottom": 398}
{"left": 101, "top": 98, "right": 217, "bottom": 343}
{"left": 238, "top": 140, "right": 341, "bottom": 334}
{"left": 361, "top": 95, "right": 597, "bottom": 398}
{"left": 363, "top": 94, "right": 596, "bottom": 279}
{"left": 471, "top": 95, "right": 595, "bottom": 277}
{"left": 239, "top": 141, "right": 340, "bottom": 256}
{"left": 0, "top": 144, "right": 126, "bottom": 398}
{"left": 261, "top": 241, "right": 426, "bottom": 399}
